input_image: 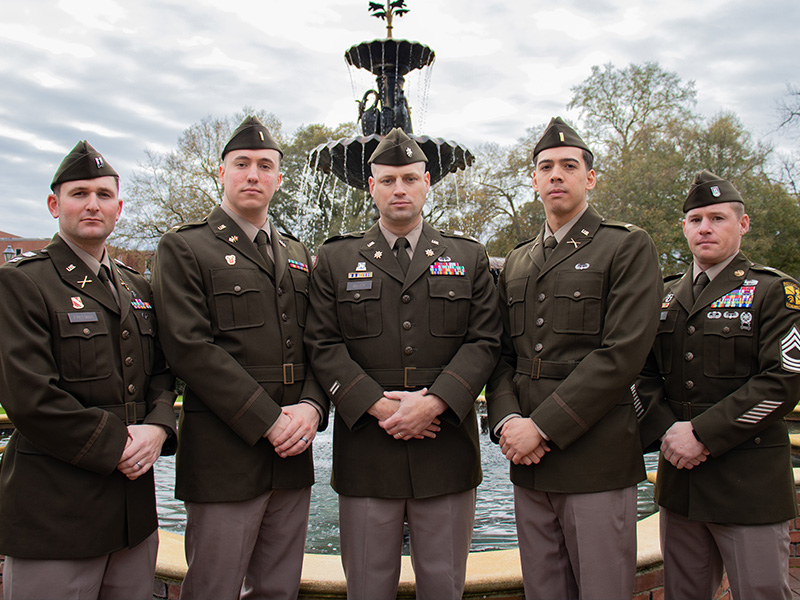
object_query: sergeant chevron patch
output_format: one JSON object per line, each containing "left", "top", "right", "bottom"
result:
{"left": 780, "top": 325, "right": 800, "bottom": 373}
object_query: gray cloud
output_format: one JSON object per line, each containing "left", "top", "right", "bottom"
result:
{"left": 1, "top": 0, "right": 797, "bottom": 238}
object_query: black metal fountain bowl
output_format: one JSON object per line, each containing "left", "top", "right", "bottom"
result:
{"left": 310, "top": 133, "right": 475, "bottom": 191}
{"left": 345, "top": 39, "right": 435, "bottom": 76}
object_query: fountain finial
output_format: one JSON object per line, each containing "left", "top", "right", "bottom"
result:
{"left": 367, "top": 0, "right": 409, "bottom": 39}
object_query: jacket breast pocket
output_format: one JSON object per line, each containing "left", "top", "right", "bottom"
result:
{"left": 428, "top": 277, "right": 472, "bottom": 337}
{"left": 337, "top": 279, "right": 382, "bottom": 339}
{"left": 506, "top": 277, "right": 528, "bottom": 337}
{"left": 56, "top": 312, "right": 113, "bottom": 382}
{"left": 703, "top": 316, "right": 754, "bottom": 377}
{"left": 211, "top": 268, "right": 265, "bottom": 331}
{"left": 654, "top": 310, "right": 678, "bottom": 374}
{"left": 552, "top": 271, "right": 604, "bottom": 334}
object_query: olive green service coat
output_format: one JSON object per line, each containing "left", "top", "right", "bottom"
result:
{"left": 487, "top": 205, "right": 662, "bottom": 493}
{"left": 0, "top": 235, "right": 177, "bottom": 559}
{"left": 152, "top": 206, "right": 328, "bottom": 503}
{"left": 304, "top": 221, "right": 502, "bottom": 498}
{"left": 637, "top": 253, "right": 800, "bottom": 524}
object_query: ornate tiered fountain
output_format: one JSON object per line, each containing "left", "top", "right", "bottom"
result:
{"left": 309, "top": 1, "right": 474, "bottom": 190}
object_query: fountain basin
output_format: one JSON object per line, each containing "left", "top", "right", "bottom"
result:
{"left": 310, "top": 133, "right": 475, "bottom": 191}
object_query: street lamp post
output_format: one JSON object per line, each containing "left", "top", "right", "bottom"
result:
{"left": 3, "top": 245, "right": 15, "bottom": 263}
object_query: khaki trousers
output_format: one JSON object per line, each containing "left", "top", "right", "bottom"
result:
{"left": 180, "top": 487, "right": 311, "bottom": 600}
{"left": 4, "top": 530, "right": 158, "bottom": 600}
{"left": 660, "top": 507, "right": 791, "bottom": 600}
{"left": 339, "top": 488, "right": 476, "bottom": 600}
{"left": 514, "top": 485, "right": 638, "bottom": 600}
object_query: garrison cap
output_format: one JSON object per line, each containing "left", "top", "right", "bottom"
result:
{"left": 50, "top": 141, "right": 119, "bottom": 191}
{"left": 533, "top": 116, "right": 593, "bottom": 161}
{"left": 222, "top": 116, "right": 283, "bottom": 159}
{"left": 683, "top": 170, "right": 744, "bottom": 213}
{"left": 368, "top": 127, "right": 428, "bottom": 165}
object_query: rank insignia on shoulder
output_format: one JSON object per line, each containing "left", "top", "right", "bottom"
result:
{"left": 430, "top": 262, "right": 465, "bottom": 276}
{"left": 131, "top": 298, "right": 152, "bottom": 310}
{"left": 288, "top": 259, "right": 309, "bottom": 273}
{"left": 783, "top": 281, "right": 800, "bottom": 311}
{"left": 710, "top": 286, "right": 755, "bottom": 308}
{"left": 348, "top": 271, "right": 372, "bottom": 279}
{"left": 661, "top": 292, "right": 674, "bottom": 309}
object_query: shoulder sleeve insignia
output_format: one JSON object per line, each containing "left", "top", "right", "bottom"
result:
{"left": 783, "top": 281, "right": 800, "bottom": 311}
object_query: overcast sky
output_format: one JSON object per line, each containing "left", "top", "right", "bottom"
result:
{"left": 2, "top": 0, "right": 798, "bottom": 239}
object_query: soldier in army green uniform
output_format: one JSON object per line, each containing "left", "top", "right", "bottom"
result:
{"left": 152, "top": 117, "right": 328, "bottom": 600}
{"left": 0, "top": 141, "right": 177, "bottom": 599}
{"left": 304, "top": 128, "right": 502, "bottom": 600}
{"left": 637, "top": 170, "right": 800, "bottom": 600}
{"left": 487, "top": 117, "right": 662, "bottom": 600}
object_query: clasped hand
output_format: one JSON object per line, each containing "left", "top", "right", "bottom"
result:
{"left": 499, "top": 416, "right": 550, "bottom": 465}
{"left": 371, "top": 388, "right": 445, "bottom": 440}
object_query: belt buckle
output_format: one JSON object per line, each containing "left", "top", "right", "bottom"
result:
{"left": 404, "top": 367, "right": 416, "bottom": 389}
{"left": 530, "top": 358, "right": 541, "bottom": 380}
{"left": 283, "top": 363, "right": 295, "bottom": 385}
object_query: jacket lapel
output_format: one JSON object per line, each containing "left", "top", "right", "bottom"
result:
{"left": 270, "top": 221, "right": 289, "bottom": 289}
{"left": 48, "top": 236, "right": 119, "bottom": 313}
{"left": 359, "top": 223, "right": 404, "bottom": 283}
{"left": 111, "top": 262, "right": 133, "bottom": 321}
{"left": 689, "top": 253, "right": 750, "bottom": 318}
{"left": 537, "top": 206, "right": 601, "bottom": 280}
{"left": 403, "top": 222, "right": 447, "bottom": 292}
{"left": 207, "top": 207, "right": 274, "bottom": 280}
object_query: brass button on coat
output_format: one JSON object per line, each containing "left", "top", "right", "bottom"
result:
{"left": 404, "top": 346, "right": 413, "bottom": 355}
{"left": 403, "top": 321, "right": 412, "bottom": 330}
{"left": 121, "top": 330, "right": 130, "bottom": 339}
{"left": 534, "top": 343, "right": 543, "bottom": 352}
{"left": 685, "top": 380, "right": 694, "bottom": 390}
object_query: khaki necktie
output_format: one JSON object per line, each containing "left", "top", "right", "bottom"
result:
{"left": 255, "top": 230, "right": 275, "bottom": 276}
{"left": 98, "top": 264, "right": 119, "bottom": 307}
{"left": 543, "top": 235, "right": 557, "bottom": 259}
{"left": 693, "top": 271, "right": 709, "bottom": 301}
{"left": 394, "top": 237, "right": 411, "bottom": 276}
